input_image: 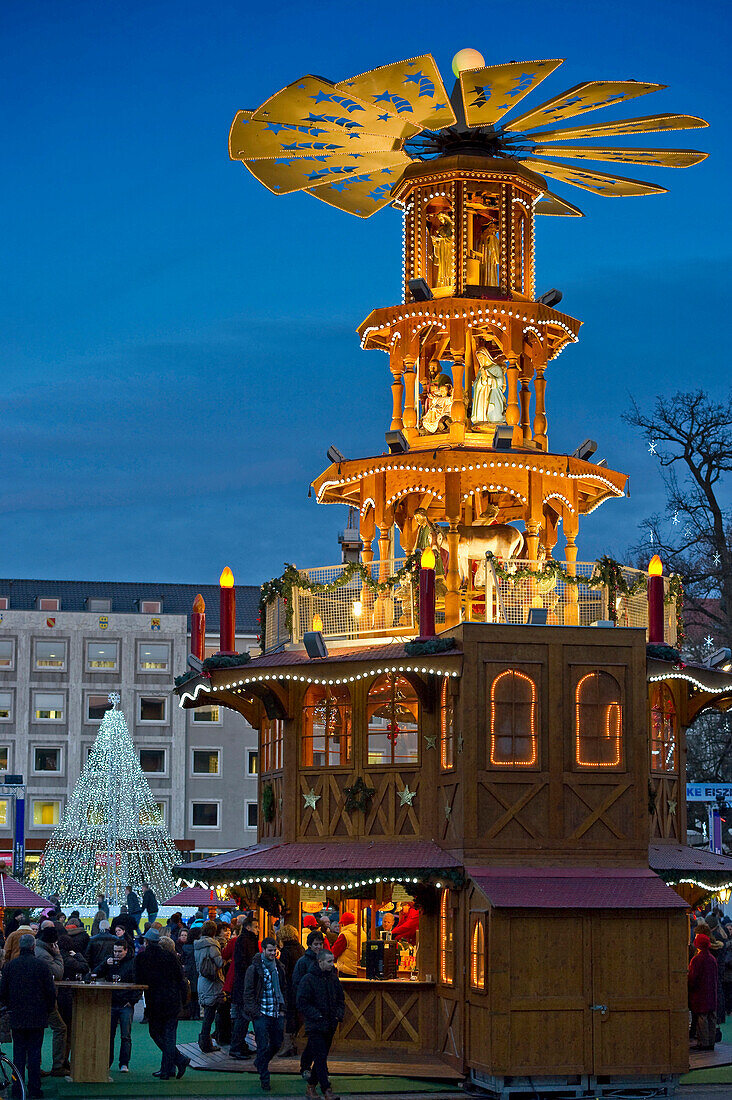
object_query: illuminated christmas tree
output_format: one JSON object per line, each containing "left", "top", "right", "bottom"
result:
{"left": 34, "top": 693, "right": 177, "bottom": 906}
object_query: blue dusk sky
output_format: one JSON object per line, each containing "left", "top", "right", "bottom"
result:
{"left": 2, "top": 0, "right": 730, "bottom": 586}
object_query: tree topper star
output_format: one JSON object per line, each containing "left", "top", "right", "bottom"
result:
{"left": 648, "top": 439, "right": 658, "bottom": 454}
{"left": 398, "top": 785, "right": 416, "bottom": 807}
{"left": 303, "top": 789, "right": 320, "bottom": 811}
{"left": 107, "top": 691, "right": 120, "bottom": 709}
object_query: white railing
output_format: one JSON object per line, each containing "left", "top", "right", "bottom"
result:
{"left": 263, "top": 559, "right": 677, "bottom": 650}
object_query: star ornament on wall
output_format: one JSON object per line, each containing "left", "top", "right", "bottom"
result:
{"left": 398, "top": 784, "right": 416, "bottom": 807}
{"left": 303, "top": 789, "right": 321, "bottom": 811}
{"left": 424, "top": 734, "right": 437, "bottom": 750}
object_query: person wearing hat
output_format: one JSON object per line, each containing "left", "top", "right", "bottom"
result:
{"left": 0, "top": 933, "right": 56, "bottom": 1100}
{"left": 301, "top": 914, "right": 318, "bottom": 949}
{"left": 135, "top": 927, "right": 190, "bottom": 1080}
{"left": 331, "top": 913, "right": 358, "bottom": 977}
{"left": 194, "top": 919, "right": 225, "bottom": 1053}
{"left": 689, "top": 932, "right": 718, "bottom": 1051}
{"left": 34, "top": 927, "right": 68, "bottom": 1077}
{"left": 86, "top": 919, "right": 118, "bottom": 971}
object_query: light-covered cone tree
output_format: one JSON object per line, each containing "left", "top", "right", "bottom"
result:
{"left": 33, "top": 693, "right": 177, "bottom": 906}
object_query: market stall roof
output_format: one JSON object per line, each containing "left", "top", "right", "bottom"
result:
{"left": 649, "top": 842, "right": 732, "bottom": 890}
{"left": 163, "top": 886, "right": 238, "bottom": 908}
{"left": 647, "top": 657, "right": 732, "bottom": 697}
{"left": 0, "top": 871, "right": 50, "bottom": 909}
{"left": 174, "top": 839, "right": 462, "bottom": 884}
{"left": 468, "top": 866, "right": 687, "bottom": 909}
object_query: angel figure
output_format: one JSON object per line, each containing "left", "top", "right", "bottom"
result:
{"left": 429, "top": 212, "right": 454, "bottom": 287}
{"left": 471, "top": 347, "right": 506, "bottom": 425}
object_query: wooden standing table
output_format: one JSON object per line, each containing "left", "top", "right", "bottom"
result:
{"left": 56, "top": 981, "right": 147, "bottom": 1083}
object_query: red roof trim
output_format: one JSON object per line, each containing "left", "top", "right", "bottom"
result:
{"left": 176, "top": 840, "right": 461, "bottom": 875}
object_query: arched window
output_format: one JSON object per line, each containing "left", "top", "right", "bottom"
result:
{"left": 650, "top": 683, "right": 677, "bottom": 773}
{"left": 490, "top": 669, "right": 538, "bottom": 766}
{"left": 440, "top": 678, "right": 455, "bottom": 771}
{"left": 261, "top": 717, "right": 283, "bottom": 773}
{"left": 301, "top": 684, "right": 351, "bottom": 767}
{"left": 575, "top": 671, "right": 623, "bottom": 768}
{"left": 439, "top": 890, "right": 454, "bottom": 985}
{"left": 470, "top": 917, "right": 485, "bottom": 991}
{"left": 367, "top": 674, "right": 419, "bottom": 766}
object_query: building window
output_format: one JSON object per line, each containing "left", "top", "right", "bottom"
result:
{"left": 301, "top": 684, "right": 351, "bottom": 767}
{"left": 87, "top": 694, "right": 113, "bottom": 722}
{"left": 34, "top": 640, "right": 66, "bottom": 669}
{"left": 575, "top": 670, "right": 623, "bottom": 768}
{"left": 0, "top": 694, "right": 11, "bottom": 721}
{"left": 367, "top": 674, "right": 419, "bottom": 766}
{"left": 247, "top": 802, "right": 258, "bottom": 829}
{"left": 86, "top": 598, "right": 111, "bottom": 612}
{"left": 140, "top": 749, "right": 166, "bottom": 774}
{"left": 36, "top": 598, "right": 59, "bottom": 611}
{"left": 470, "top": 917, "right": 486, "bottom": 991}
{"left": 191, "top": 802, "right": 219, "bottom": 829}
{"left": 439, "top": 890, "right": 454, "bottom": 985}
{"left": 139, "top": 697, "right": 167, "bottom": 723}
{"left": 0, "top": 748, "right": 9, "bottom": 770}
{"left": 34, "top": 747, "right": 61, "bottom": 773}
{"left": 32, "top": 800, "right": 60, "bottom": 826}
{"left": 140, "top": 600, "right": 161, "bottom": 614}
{"left": 192, "top": 749, "right": 220, "bottom": 775}
{"left": 490, "top": 669, "right": 538, "bottom": 767}
{"left": 0, "top": 598, "right": 7, "bottom": 610}
{"left": 0, "top": 640, "right": 14, "bottom": 669}
{"left": 650, "top": 683, "right": 677, "bottom": 773}
{"left": 248, "top": 750, "right": 258, "bottom": 776}
{"left": 138, "top": 643, "right": 170, "bottom": 671}
{"left": 440, "top": 678, "right": 455, "bottom": 770}
{"left": 261, "top": 718, "right": 283, "bottom": 772}
{"left": 0, "top": 800, "right": 7, "bottom": 826}
{"left": 86, "top": 642, "right": 118, "bottom": 670}
{"left": 193, "top": 705, "right": 221, "bottom": 723}
{"left": 34, "top": 693, "right": 64, "bottom": 721}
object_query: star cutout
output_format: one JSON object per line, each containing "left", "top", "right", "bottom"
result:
{"left": 377, "top": 113, "right": 391, "bottom": 121}
{"left": 714, "top": 552, "right": 722, "bottom": 565}
{"left": 373, "top": 89, "right": 395, "bottom": 104}
{"left": 398, "top": 785, "right": 416, "bottom": 807}
{"left": 433, "top": 102, "right": 447, "bottom": 110}
{"left": 303, "top": 789, "right": 320, "bottom": 811}
{"left": 648, "top": 440, "right": 658, "bottom": 455}
{"left": 424, "top": 735, "right": 437, "bottom": 750}
{"left": 672, "top": 512, "right": 679, "bottom": 525}
{"left": 444, "top": 802, "right": 452, "bottom": 819}
{"left": 265, "top": 123, "right": 287, "bottom": 134}
{"left": 668, "top": 800, "right": 677, "bottom": 815}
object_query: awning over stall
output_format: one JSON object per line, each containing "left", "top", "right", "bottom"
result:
{"left": 469, "top": 866, "right": 688, "bottom": 909}
{"left": 649, "top": 842, "right": 732, "bottom": 891}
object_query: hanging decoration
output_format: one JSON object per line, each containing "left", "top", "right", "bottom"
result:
{"left": 261, "top": 782, "right": 276, "bottom": 823}
{"left": 344, "top": 776, "right": 377, "bottom": 814}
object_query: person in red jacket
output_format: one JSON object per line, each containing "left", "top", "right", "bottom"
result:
{"left": 689, "top": 932, "right": 718, "bottom": 1050}
{"left": 390, "top": 902, "right": 419, "bottom": 945}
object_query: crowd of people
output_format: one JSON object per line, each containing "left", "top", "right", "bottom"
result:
{"left": 0, "top": 891, "right": 347, "bottom": 1099}
{"left": 689, "top": 903, "right": 732, "bottom": 1052}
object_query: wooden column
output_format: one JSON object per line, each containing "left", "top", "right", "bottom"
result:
{"left": 519, "top": 357, "right": 533, "bottom": 446}
{"left": 525, "top": 471, "right": 543, "bottom": 564}
{"left": 449, "top": 318, "right": 466, "bottom": 444}
{"left": 389, "top": 343, "right": 404, "bottom": 431}
{"left": 564, "top": 509, "right": 580, "bottom": 626}
{"left": 505, "top": 352, "right": 522, "bottom": 447}
{"left": 444, "top": 470, "right": 462, "bottom": 627}
{"left": 533, "top": 358, "right": 548, "bottom": 450}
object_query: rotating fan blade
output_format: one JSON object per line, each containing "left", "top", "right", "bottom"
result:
{"left": 243, "top": 150, "right": 409, "bottom": 195}
{"left": 252, "top": 76, "right": 421, "bottom": 141}
{"left": 230, "top": 110, "right": 398, "bottom": 160}
{"left": 335, "top": 54, "right": 455, "bottom": 131}
{"left": 504, "top": 80, "right": 665, "bottom": 132}
{"left": 305, "top": 158, "right": 411, "bottom": 217}
{"left": 531, "top": 145, "right": 708, "bottom": 168}
{"left": 522, "top": 113, "right": 708, "bottom": 143}
{"left": 534, "top": 190, "right": 584, "bottom": 216}
{"left": 522, "top": 157, "right": 667, "bottom": 196}
{"left": 460, "top": 59, "right": 564, "bottom": 128}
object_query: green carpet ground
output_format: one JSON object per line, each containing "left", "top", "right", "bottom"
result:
{"left": 27, "top": 1020, "right": 460, "bottom": 1098}
{"left": 680, "top": 1015, "right": 732, "bottom": 1086}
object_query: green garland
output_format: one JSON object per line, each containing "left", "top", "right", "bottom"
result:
{"left": 405, "top": 637, "right": 457, "bottom": 656}
{"left": 261, "top": 782, "right": 275, "bottom": 823}
{"left": 259, "top": 552, "right": 421, "bottom": 645}
{"left": 344, "top": 776, "right": 376, "bottom": 814}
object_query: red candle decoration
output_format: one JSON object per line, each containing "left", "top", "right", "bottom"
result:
{"left": 191, "top": 593, "right": 206, "bottom": 661}
{"left": 419, "top": 547, "right": 437, "bottom": 639}
{"left": 647, "top": 555, "right": 664, "bottom": 644}
{"left": 219, "top": 566, "right": 236, "bottom": 654}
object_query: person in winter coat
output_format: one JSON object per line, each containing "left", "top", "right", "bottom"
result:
{"left": 229, "top": 911, "right": 260, "bottom": 1059}
{"left": 64, "top": 918, "right": 90, "bottom": 955}
{"left": 276, "top": 924, "right": 305, "bottom": 1056}
{"left": 166, "top": 912, "right": 184, "bottom": 942}
{"left": 176, "top": 927, "right": 199, "bottom": 1019}
{"left": 689, "top": 932, "right": 719, "bottom": 1051}
{"left": 242, "top": 938, "right": 286, "bottom": 1091}
{"left": 34, "top": 927, "right": 68, "bottom": 1076}
{"left": 91, "top": 906, "right": 108, "bottom": 937}
{"left": 141, "top": 882, "right": 159, "bottom": 926}
{"left": 296, "top": 949, "right": 345, "bottom": 1100}
{"left": 0, "top": 934, "right": 55, "bottom": 1100}
{"left": 134, "top": 929, "right": 190, "bottom": 1080}
{"left": 331, "top": 912, "right": 358, "bottom": 977}
{"left": 95, "top": 938, "right": 141, "bottom": 1071}
{"left": 86, "top": 920, "right": 118, "bottom": 970}
{"left": 125, "top": 887, "right": 143, "bottom": 931}
{"left": 3, "top": 911, "right": 23, "bottom": 938}
{"left": 301, "top": 914, "right": 318, "bottom": 949}
{"left": 3, "top": 923, "right": 34, "bottom": 962}
{"left": 293, "top": 929, "right": 325, "bottom": 1081}
{"left": 390, "top": 902, "right": 419, "bottom": 944}
{"left": 194, "top": 919, "right": 224, "bottom": 1053}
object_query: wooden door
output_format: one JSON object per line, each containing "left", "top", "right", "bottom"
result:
{"left": 590, "top": 913, "right": 688, "bottom": 1075}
